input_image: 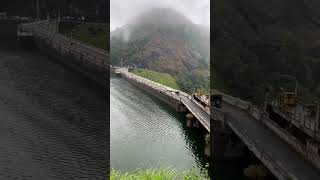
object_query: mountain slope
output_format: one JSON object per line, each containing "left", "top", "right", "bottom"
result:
{"left": 111, "top": 8, "right": 210, "bottom": 93}
{"left": 213, "top": 0, "right": 320, "bottom": 103}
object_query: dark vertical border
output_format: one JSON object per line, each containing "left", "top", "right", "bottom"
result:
{"left": 209, "top": 0, "right": 215, "bottom": 179}
{"left": 105, "top": 0, "right": 111, "bottom": 178}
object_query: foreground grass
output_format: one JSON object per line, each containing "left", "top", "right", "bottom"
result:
{"left": 132, "top": 69, "right": 180, "bottom": 90}
{"left": 110, "top": 167, "right": 209, "bottom": 180}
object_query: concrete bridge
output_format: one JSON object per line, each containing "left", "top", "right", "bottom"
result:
{"left": 17, "top": 20, "right": 109, "bottom": 87}
{"left": 115, "top": 67, "right": 210, "bottom": 132}
{"left": 214, "top": 103, "right": 320, "bottom": 179}
{"left": 211, "top": 90, "right": 320, "bottom": 180}
{"left": 115, "top": 66, "right": 320, "bottom": 179}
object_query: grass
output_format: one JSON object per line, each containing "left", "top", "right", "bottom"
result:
{"left": 62, "top": 23, "right": 108, "bottom": 50}
{"left": 110, "top": 167, "right": 210, "bottom": 180}
{"left": 132, "top": 68, "right": 180, "bottom": 90}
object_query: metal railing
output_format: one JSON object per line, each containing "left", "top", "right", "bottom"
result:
{"left": 261, "top": 114, "right": 320, "bottom": 171}
{"left": 270, "top": 100, "right": 319, "bottom": 132}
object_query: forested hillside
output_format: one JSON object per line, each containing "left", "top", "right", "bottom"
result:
{"left": 111, "top": 8, "right": 210, "bottom": 93}
{"left": 213, "top": 0, "right": 320, "bottom": 103}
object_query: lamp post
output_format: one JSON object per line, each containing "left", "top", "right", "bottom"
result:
{"left": 57, "top": 10, "right": 60, "bottom": 33}
{"left": 36, "top": 0, "right": 39, "bottom": 20}
{"left": 264, "top": 87, "right": 270, "bottom": 112}
{"left": 316, "top": 101, "right": 320, "bottom": 131}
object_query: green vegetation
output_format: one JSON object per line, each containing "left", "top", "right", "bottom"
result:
{"left": 132, "top": 68, "right": 180, "bottom": 90}
{"left": 175, "top": 71, "right": 210, "bottom": 95}
{"left": 60, "top": 23, "right": 108, "bottom": 50}
{"left": 213, "top": 28, "right": 320, "bottom": 103}
{"left": 110, "top": 167, "right": 209, "bottom": 180}
{"left": 212, "top": 0, "right": 320, "bottom": 104}
{"left": 130, "top": 68, "right": 209, "bottom": 94}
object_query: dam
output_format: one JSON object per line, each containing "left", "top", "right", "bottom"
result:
{"left": 17, "top": 20, "right": 109, "bottom": 88}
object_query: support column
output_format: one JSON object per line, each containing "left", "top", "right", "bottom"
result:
{"left": 211, "top": 120, "right": 246, "bottom": 160}
{"left": 193, "top": 119, "right": 200, "bottom": 128}
{"left": 211, "top": 120, "right": 228, "bottom": 159}
{"left": 204, "top": 134, "right": 210, "bottom": 157}
{"left": 186, "top": 113, "right": 193, "bottom": 127}
{"left": 176, "top": 103, "right": 186, "bottom": 112}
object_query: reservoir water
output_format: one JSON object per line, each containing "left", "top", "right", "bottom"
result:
{"left": 0, "top": 24, "right": 108, "bottom": 180}
{"left": 110, "top": 76, "right": 209, "bottom": 172}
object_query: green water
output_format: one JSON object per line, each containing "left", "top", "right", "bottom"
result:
{"left": 110, "top": 76, "right": 209, "bottom": 172}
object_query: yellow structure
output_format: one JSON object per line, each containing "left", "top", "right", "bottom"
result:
{"left": 278, "top": 84, "right": 302, "bottom": 108}
{"left": 194, "top": 89, "right": 205, "bottom": 96}
{"left": 280, "top": 92, "right": 298, "bottom": 106}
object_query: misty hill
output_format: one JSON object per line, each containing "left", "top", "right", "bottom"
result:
{"left": 213, "top": 0, "right": 320, "bottom": 103}
{"left": 111, "top": 8, "right": 210, "bottom": 93}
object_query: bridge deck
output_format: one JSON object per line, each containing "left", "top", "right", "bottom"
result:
{"left": 181, "top": 96, "right": 210, "bottom": 132}
{"left": 221, "top": 102, "right": 320, "bottom": 180}
{"left": 117, "top": 68, "right": 210, "bottom": 132}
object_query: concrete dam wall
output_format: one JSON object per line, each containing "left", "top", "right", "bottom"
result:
{"left": 117, "top": 68, "right": 185, "bottom": 112}
{"left": 18, "top": 20, "right": 109, "bottom": 88}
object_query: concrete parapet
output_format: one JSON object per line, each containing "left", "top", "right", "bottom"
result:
{"left": 119, "top": 69, "right": 181, "bottom": 109}
{"left": 260, "top": 115, "right": 320, "bottom": 171}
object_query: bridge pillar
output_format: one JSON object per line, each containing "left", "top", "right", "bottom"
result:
{"left": 211, "top": 121, "right": 246, "bottom": 160}
{"left": 176, "top": 103, "right": 187, "bottom": 112}
{"left": 186, "top": 113, "right": 193, "bottom": 127}
{"left": 204, "top": 134, "right": 210, "bottom": 157}
{"left": 186, "top": 113, "right": 201, "bottom": 128}
{"left": 211, "top": 121, "right": 228, "bottom": 159}
{"left": 193, "top": 119, "right": 200, "bottom": 128}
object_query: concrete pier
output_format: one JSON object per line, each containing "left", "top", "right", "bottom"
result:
{"left": 204, "top": 134, "right": 210, "bottom": 157}
{"left": 186, "top": 113, "right": 194, "bottom": 128}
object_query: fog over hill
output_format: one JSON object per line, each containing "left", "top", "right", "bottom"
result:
{"left": 111, "top": 8, "right": 210, "bottom": 93}
{"left": 110, "top": 0, "right": 209, "bottom": 31}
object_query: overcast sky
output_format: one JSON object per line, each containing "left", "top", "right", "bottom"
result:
{"left": 111, "top": 0, "right": 210, "bottom": 31}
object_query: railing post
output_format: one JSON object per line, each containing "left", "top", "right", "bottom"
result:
{"left": 316, "top": 102, "right": 320, "bottom": 131}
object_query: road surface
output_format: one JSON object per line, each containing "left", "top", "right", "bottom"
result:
{"left": 221, "top": 102, "right": 320, "bottom": 180}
